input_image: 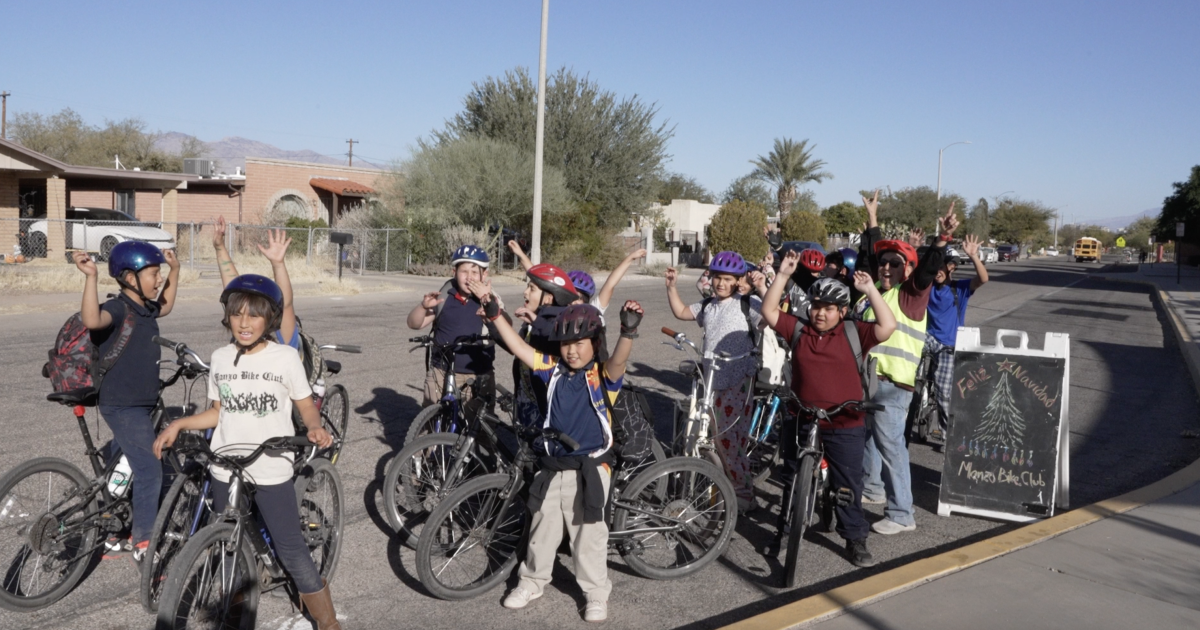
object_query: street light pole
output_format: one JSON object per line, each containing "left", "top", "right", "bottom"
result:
{"left": 530, "top": 0, "right": 550, "bottom": 265}
{"left": 935, "top": 141, "right": 970, "bottom": 237}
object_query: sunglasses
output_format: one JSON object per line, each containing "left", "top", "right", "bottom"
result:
{"left": 879, "top": 258, "right": 906, "bottom": 269}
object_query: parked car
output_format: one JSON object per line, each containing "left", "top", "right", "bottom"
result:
{"left": 26, "top": 207, "right": 176, "bottom": 261}
{"left": 979, "top": 246, "right": 998, "bottom": 264}
{"left": 1046, "top": 247, "right": 1059, "bottom": 257}
{"left": 996, "top": 244, "right": 1020, "bottom": 262}
{"left": 779, "top": 240, "right": 826, "bottom": 255}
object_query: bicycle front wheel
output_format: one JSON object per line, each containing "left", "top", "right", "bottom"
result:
{"left": 612, "top": 456, "right": 738, "bottom": 580}
{"left": 404, "top": 403, "right": 458, "bottom": 448}
{"left": 141, "top": 464, "right": 209, "bottom": 613}
{"left": 321, "top": 384, "right": 350, "bottom": 464}
{"left": 295, "top": 458, "right": 344, "bottom": 583}
{"left": 155, "top": 523, "right": 259, "bottom": 630}
{"left": 784, "top": 454, "right": 819, "bottom": 588}
{"left": 0, "top": 457, "right": 99, "bottom": 612}
{"left": 415, "top": 473, "right": 526, "bottom": 600}
{"left": 382, "top": 433, "right": 490, "bottom": 549}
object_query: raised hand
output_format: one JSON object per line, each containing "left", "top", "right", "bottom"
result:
{"left": 939, "top": 201, "right": 960, "bottom": 236}
{"left": 619, "top": 300, "right": 644, "bottom": 332}
{"left": 962, "top": 233, "right": 982, "bottom": 258}
{"left": 466, "top": 278, "right": 493, "bottom": 304}
{"left": 748, "top": 270, "right": 766, "bottom": 290}
{"left": 862, "top": 190, "right": 880, "bottom": 223}
{"left": 257, "top": 229, "right": 292, "bottom": 263}
{"left": 162, "top": 248, "right": 179, "bottom": 269}
{"left": 664, "top": 266, "right": 678, "bottom": 288}
{"left": 852, "top": 270, "right": 874, "bottom": 294}
{"left": 421, "top": 291, "right": 443, "bottom": 311}
{"left": 779, "top": 249, "right": 800, "bottom": 276}
{"left": 513, "top": 306, "right": 536, "bottom": 324}
{"left": 908, "top": 228, "right": 925, "bottom": 248}
{"left": 211, "top": 216, "right": 227, "bottom": 249}
{"left": 73, "top": 251, "right": 97, "bottom": 276}
{"left": 626, "top": 248, "right": 648, "bottom": 262}
{"left": 506, "top": 240, "right": 524, "bottom": 255}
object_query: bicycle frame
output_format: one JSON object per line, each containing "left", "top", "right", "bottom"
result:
{"left": 662, "top": 328, "right": 752, "bottom": 460}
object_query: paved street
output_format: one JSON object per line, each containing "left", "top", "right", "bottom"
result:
{"left": 1, "top": 256, "right": 1196, "bottom": 629}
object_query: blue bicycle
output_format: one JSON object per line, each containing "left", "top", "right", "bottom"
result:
{"left": 402, "top": 334, "right": 495, "bottom": 447}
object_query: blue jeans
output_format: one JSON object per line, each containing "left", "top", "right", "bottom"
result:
{"left": 98, "top": 405, "right": 162, "bottom": 543}
{"left": 862, "top": 380, "right": 915, "bottom": 526}
{"left": 821, "top": 425, "right": 869, "bottom": 541}
{"left": 211, "top": 478, "right": 324, "bottom": 594}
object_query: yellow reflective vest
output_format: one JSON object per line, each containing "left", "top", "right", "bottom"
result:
{"left": 858, "top": 284, "right": 926, "bottom": 388}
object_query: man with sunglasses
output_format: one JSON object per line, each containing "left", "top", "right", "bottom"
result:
{"left": 853, "top": 192, "right": 956, "bottom": 536}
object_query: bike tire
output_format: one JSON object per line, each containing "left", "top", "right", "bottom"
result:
{"left": 382, "top": 433, "right": 490, "bottom": 549}
{"left": 746, "top": 437, "right": 780, "bottom": 484}
{"left": 784, "top": 454, "right": 819, "bottom": 588}
{"left": 404, "top": 403, "right": 457, "bottom": 448}
{"left": 140, "top": 464, "right": 208, "bottom": 613}
{"left": 613, "top": 456, "right": 738, "bottom": 580}
{"left": 154, "top": 522, "right": 259, "bottom": 630}
{"left": 0, "top": 457, "right": 99, "bottom": 612}
{"left": 321, "top": 384, "right": 350, "bottom": 464}
{"left": 415, "top": 473, "right": 527, "bottom": 601}
{"left": 294, "top": 458, "right": 344, "bottom": 584}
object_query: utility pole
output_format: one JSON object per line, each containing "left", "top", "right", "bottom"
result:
{"left": 1, "top": 92, "right": 9, "bottom": 139}
{"left": 530, "top": 0, "right": 550, "bottom": 264}
{"left": 346, "top": 139, "right": 357, "bottom": 167}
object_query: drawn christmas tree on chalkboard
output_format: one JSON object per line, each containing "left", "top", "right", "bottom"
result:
{"left": 973, "top": 361, "right": 1026, "bottom": 447}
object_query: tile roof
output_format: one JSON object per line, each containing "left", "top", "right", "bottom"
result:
{"left": 309, "top": 177, "right": 375, "bottom": 196}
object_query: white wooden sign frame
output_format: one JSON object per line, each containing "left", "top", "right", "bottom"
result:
{"left": 937, "top": 327, "right": 1071, "bottom": 523}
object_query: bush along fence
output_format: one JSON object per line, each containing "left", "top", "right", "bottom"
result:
{"left": 1, "top": 217, "right": 530, "bottom": 275}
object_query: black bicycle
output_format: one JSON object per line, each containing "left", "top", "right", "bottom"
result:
{"left": 154, "top": 433, "right": 344, "bottom": 630}
{"left": 907, "top": 350, "right": 938, "bottom": 445}
{"left": 0, "top": 340, "right": 208, "bottom": 612}
{"left": 414, "top": 404, "right": 737, "bottom": 600}
{"left": 771, "top": 397, "right": 882, "bottom": 588}
{"left": 403, "top": 334, "right": 495, "bottom": 447}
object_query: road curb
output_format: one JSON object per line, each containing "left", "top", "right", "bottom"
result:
{"left": 721, "top": 275, "right": 1200, "bottom": 630}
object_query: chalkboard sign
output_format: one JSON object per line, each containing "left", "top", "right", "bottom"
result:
{"left": 938, "top": 328, "right": 1071, "bottom": 523}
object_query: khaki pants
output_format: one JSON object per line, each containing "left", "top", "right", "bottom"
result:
{"left": 422, "top": 366, "right": 476, "bottom": 408}
{"left": 516, "top": 469, "right": 612, "bottom": 603}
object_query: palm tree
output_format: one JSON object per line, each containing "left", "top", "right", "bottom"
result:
{"left": 749, "top": 138, "right": 832, "bottom": 220}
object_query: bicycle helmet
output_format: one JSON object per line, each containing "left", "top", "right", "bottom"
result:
{"left": 220, "top": 274, "right": 285, "bottom": 363}
{"left": 527, "top": 263, "right": 579, "bottom": 306}
{"left": 799, "top": 248, "right": 826, "bottom": 273}
{"left": 550, "top": 303, "right": 605, "bottom": 342}
{"left": 568, "top": 270, "right": 596, "bottom": 299}
{"left": 107, "top": 241, "right": 165, "bottom": 279}
{"left": 875, "top": 240, "right": 918, "bottom": 268}
{"left": 807, "top": 277, "right": 851, "bottom": 307}
{"left": 450, "top": 245, "right": 490, "bottom": 269}
{"left": 838, "top": 248, "right": 858, "bottom": 273}
{"left": 709, "top": 251, "right": 747, "bottom": 276}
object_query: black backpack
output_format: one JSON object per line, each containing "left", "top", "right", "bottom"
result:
{"left": 602, "top": 383, "right": 658, "bottom": 466}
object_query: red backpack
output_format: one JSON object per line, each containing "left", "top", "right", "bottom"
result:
{"left": 43, "top": 303, "right": 136, "bottom": 398}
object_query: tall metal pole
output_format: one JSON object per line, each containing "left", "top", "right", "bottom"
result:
{"left": 530, "top": 0, "right": 550, "bottom": 265}
{"left": 0, "top": 92, "right": 9, "bottom": 139}
{"left": 935, "top": 141, "right": 970, "bottom": 234}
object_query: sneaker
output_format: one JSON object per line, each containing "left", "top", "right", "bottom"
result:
{"left": 861, "top": 494, "right": 886, "bottom": 505}
{"left": 105, "top": 537, "right": 132, "bottom": 553}
{"left": 583, "top": 600, "right": 608, "bottom": 622}
{"left": 871, "top": 519, "right": 916, "bottom": 535}
{"left": 929, "top": 428, "right": 945, "bottom": 442}
{"left": 131, "top": 540, "right": 150, "bottom": 563}
{"left": 503, "top": 586, "right": 541, "bottom": 610}
{"left": 845, "top": 538, "right": 877, "bottom": 568}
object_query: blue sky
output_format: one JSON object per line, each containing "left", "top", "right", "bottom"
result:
{"left": 5, "top": 1, "right": 1198, "bottom": 223}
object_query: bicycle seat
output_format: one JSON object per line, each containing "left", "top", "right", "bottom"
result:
{"left": 324, "top": 360, "right": 342, "bottom": 375}
{"left": 47, "top": 388, "right": 98, "bottom": 407}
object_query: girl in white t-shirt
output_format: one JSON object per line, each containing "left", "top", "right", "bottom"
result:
{"left": 154, "top": 275, "right": 341, "bottom": 630}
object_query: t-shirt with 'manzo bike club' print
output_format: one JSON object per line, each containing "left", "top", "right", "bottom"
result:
{"left": 207, "top": 341, "right": 313, "bottom": 486}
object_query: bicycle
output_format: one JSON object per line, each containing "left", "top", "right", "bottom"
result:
{"left": 906, "top": 350, "right": 937, "bottom": 446}
{"left": 307, "top": 342, "right": 361, "bottom": 465}
{"left": 154, "top": 433, "right": 344, "bottom": 630}
{"left": 770, "top": 397, "right": 881, "bottom": 588}
{"left": 414, "top": 405, "right": 737, "bottom": 600}
{"left": 744, "top": 382, "right": 786, "bottom": 483}
{"left": 0, "top": 341, "right": 209, "bottom": 612}
{"left": 139, "top": 336, "right": 348, "bottom": 613}
{"left": 403, "top": 334, "right": 495, "bottom": 447}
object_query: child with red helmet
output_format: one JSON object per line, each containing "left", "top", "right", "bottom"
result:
{"left": 508, "top": 239, "right": 647, "bottom": 315}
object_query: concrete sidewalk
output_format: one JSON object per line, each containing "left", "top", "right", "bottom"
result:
{"left": 723, "top": 263, "right": 1200, "bottom": 630}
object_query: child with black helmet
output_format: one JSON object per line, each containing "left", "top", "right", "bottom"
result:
{"left": 482, "top": 290, "right": 643, "bottom": 623}
{"left": 73, "top": 242, "right": 180, "bottom": 558}
{"left": 154, "top": 274, "right": 341, "bottom": 629}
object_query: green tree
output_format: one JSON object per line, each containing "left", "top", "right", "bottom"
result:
{"left": 720, "top": 174, "right": 776, "bottom": 213}
{"left": 434, "top": 67, "right": 674, "bottom": 227}
{"left": 822, "top": 201, "right": 867, "bottom": 235}
{"left": 749, "top": 137, "right": 831, "bottom": 219}
{"left": 780, "top": 210, "right": 827, "bottom": 244}
{"left": 1154, "top": 165, "right": 1200, "bottom": 244}
{"left": 965, "top": 198, "right": 990, "bottom": 240}
{"left": 654, "top": 172, "right": 714, "bottom": 204}
{"left": 396, "top": 136, "right": 573, "bottom": 232}
{"left": 708, "top": 200, "right": 768, "bottom": 260}
{"left": 875, "top": 186, "right": 968, "bottom": 237}
{"left": 9, "top": 108, "right": 200, "bottom": 172}
{"left": 1122, "top": 216, "right": 1157, "bottom": 251}
{"left": 990, "top": 200, "right": 1055, "bottom": 247}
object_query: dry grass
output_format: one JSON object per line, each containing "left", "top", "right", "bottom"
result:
{"left": 638, "top": 261, "right": 670, "bottom": 277}
{"left": 231, "top": 256, "right": 340, "bottom": 284}
{"left": 0, "top": 263, "right": 202, "bottom": 295}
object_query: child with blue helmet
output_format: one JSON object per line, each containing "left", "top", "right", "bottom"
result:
{"left": 73, "top": 241, "right": 180, "bottom": 558}
{"left": 212, "top": 217, "right": 300, "bottom": 351}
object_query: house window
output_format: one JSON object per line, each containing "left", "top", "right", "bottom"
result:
{"left": 116, "top": 190, "right": 136, "bottom": 217}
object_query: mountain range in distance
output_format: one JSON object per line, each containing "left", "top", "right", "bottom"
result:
{"left": 1079, "top": 208, "right": 1161, "bottom": 231}
{"left": 155, "top": 132, "right": 387, "bottom": 173}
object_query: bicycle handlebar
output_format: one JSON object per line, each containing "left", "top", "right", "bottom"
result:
{"left": 169, "top": 433, "right": 314, "bottom": 471}
{"left": 153, "top": 336, "right": 210, "bottom": 371}
{"left": 319, "top": 344, "right": 361, "bottom": 354}
{"left": 662, "top": 327, "right": 678, "bottom": 338}
{"left": 790, "top": 398, "right": 885, "bottom": 421}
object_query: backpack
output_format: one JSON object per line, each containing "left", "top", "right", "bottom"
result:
{"left": 296, "top": 324, "right": 325, "bottom": 389}
{"left": 601, "top": 383, "right": 658, "bottom": 465}
{"left": 43, "top": 301, "right": 137, "bottom": 398}
{"left": 791, "top": 319, "right": 878, "bottom": 400}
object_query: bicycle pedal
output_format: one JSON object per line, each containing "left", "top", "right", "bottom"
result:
{"left": 835, "top": 487, "right": 854, "bottom": 507}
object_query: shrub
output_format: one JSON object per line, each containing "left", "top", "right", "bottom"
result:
{"left": 282, "top": 216, "right": 327, "bottom": 258}
{"left": 708, "top": 200, "right": 768, "bottom": 260}
{"left": 780, "top": 210, "right": 827, "bottom": 245}
{"left": 544, "top": 202, "right": 629, "bottom": 270}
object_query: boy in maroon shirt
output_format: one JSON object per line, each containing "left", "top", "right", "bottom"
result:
{"left": 761, "top": 249, "right": 897, "bottom": 567}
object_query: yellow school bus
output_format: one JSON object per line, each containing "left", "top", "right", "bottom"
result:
{"left": 1074, "top": 237, "right": 1101, "bottom": 262}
